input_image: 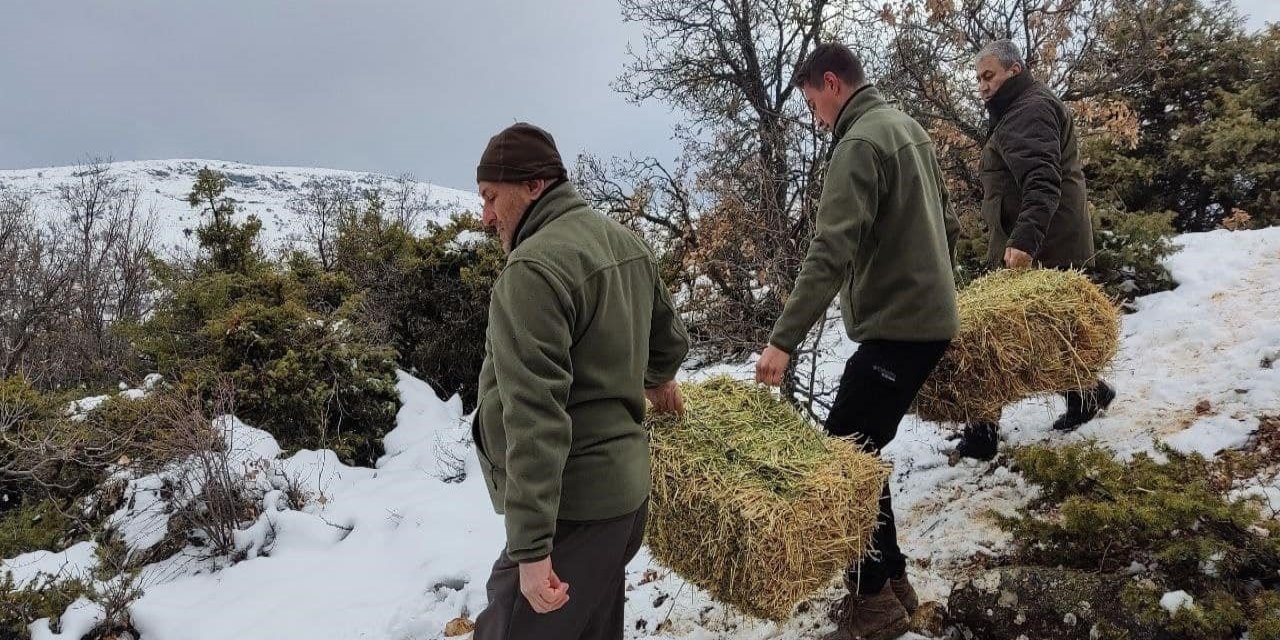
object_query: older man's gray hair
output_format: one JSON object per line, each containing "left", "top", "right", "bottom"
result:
{"left": 978, "top": 39, "right": 1025, "bottom": 70}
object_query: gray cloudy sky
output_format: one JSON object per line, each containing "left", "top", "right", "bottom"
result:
{"left": 1, "top": 1, "right": 1277, "bottom": 193}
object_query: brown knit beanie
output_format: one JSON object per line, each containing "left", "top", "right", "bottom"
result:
{"left": 476, "top": 122, "right": 567, "bottom": 183}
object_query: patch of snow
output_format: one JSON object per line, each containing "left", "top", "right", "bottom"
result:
{"left": 119, "top": 388, "right": 147, "bottom": 401}
{"left": 1164, "top": 414, "right": 1258, "bottom": 456}
{"left": 0, "top": 541, "right": 99, "bottom": 589}
{"left": 447, "top": 229, "right": 492, "bottom": 252}
{"left": 28, "top": 597, "right": 104, "bottom": 640}
{"left": 1160, "top": 590, "right": 1195, "bottom": 614}
{"left": 67, "top": 394, "right": 110, "bottom": 417}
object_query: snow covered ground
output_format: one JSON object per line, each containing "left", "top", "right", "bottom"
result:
{"left": 0, "top": 159, "right": 480, "bottom": 253}
{"left": 4, "top": 226, "right": 1279, "bottom": 639}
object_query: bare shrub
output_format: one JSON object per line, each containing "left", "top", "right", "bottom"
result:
{"left": 0, "top": 160, "right": 158, "bottom": 390}
{"left": 145, "top": 383, "right": 260, "bottom": 558}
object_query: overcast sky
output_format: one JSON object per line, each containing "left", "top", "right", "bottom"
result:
{"left": 1, "top": 1, "right": 1277, "bottom": 193}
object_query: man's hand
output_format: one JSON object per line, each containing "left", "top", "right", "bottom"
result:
{"left": 519, "top": 557, "right": 570, "bottom": 614}
{"left": 645, "top": 380, "right": 685, "bottom": 417}
{"left": 755, "top": 345, "right": 791, "bottom": 387}
{"left": 1004, "top": 246, "right": 1033, "bottom": 269}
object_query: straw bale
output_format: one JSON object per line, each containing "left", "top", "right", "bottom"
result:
{"left": 646, "top": 378, "right": 889, "bottom": 621}
{"left": 916, "top": 269, "right": 1120, "bottom": 423}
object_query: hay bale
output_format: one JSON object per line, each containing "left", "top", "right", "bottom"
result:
{"left": 646, "top": 378, "right": 889, "bottom": 621}
{"left": 915, "top": 269, "right": 1120, "bottom": 424}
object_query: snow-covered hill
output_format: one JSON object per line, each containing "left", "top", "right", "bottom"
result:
{"left": 4, "top": 226, "right": 1279, "bottom": 640}
{"left": 0, "top": 159, "right": 480, "bottom": 253}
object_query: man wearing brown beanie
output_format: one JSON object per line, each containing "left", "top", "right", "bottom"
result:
{"left": 470, "top": 122, "right": 689, "bottom": 639}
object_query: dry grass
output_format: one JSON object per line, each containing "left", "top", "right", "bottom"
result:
{"left": 646, "top": 377, "right": 888, "bottom": 620}
{"left": 916, "top": 269, "right": 1120, "bottom": 424}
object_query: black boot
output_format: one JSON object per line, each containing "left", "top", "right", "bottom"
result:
{"left": 952, "top": 421, "right": 999, "bottom": 461}
{"left": 1052, "top": 381, "right": 1116, "bottom": 432}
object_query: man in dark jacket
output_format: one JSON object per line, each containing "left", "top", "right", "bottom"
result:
{"left": 756, "top": 43, "right": 959, "bottom": 640}
{"left": 953, "top": 40, "right": 1116, "bottom": 461}
{"left": 470, "top": 123, "right": 690, "bottom": 640}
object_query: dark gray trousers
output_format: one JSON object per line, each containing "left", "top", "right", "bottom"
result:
{"left": 474, "top": 500, "right": 648, "bottom": 640}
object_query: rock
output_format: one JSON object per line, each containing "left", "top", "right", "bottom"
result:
{"left": 1196, "top": 399, "right": 1213, "bottom": 414}
{"left": 444, "top": 616, "right": 475, "bottom": 637}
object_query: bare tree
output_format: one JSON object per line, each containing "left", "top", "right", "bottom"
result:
{"left": 55, "top": 160, "right": 159, "bottom": 380}
{"left": 384, "top": 173, "right": 443, "bottom": 232}
{"left": 289, "top": 177, "right": 358, "bottom": 270}
{"left": 0, "top": 191, "right": 77, "bottom": 381}
{"left": 0, "top": 161, "right": 157, "bottom": 388}
{"left": 579, "top": 0, "right": 864, "bottom": 402}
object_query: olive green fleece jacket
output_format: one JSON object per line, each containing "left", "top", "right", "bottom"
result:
{"left": 473, "top": 181, "right": 689, "bottom": 562}
{"left": 769, "top": 86, "right": 961, "bottom": 352}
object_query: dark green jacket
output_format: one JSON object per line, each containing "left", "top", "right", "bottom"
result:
{"left": 981, "top": 71, "right": 1094, "bottom": 268}
{"left": 769, "top": 86, "right": 960, "bottom": 353}
{"left": 473, "top": 181, "right": 689, "bottom": 562}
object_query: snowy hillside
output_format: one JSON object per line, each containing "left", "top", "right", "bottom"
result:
{"left": 4, "top": 226, "right": 1279, "bottom": 639}
{"left": 0, "top": 159, "right": 480, "bottom": 253}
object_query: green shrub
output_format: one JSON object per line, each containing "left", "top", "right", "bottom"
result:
{"left": 138, "top": 266, "right": 399, "bottom": 465}
{"left": 1250, "top": 591, "right": 1280, "bottom": 640}
{"left": 1006, "top": 443, "right": 1280, "bottom": 582}
{"left": 1087, "top": 202, "right": 1178, "bottom": 302}
{"left": 1005, "top": 442, "right": 1280, "bottom": 638}
{"left": 0, "top": 500, "right": 81, "bottom": 560}
{"left": 334, "top": 211, "right": 501, "bottom": 411}
{"left": 133, "top": 170, "right": 401, "bottom": 466}
{"left": 0, "top": 572, "right": 91, "bottom": 638}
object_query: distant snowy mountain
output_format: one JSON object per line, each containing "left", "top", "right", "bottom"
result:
{"left": 0, "top": 159, "right": 481, "bottom": 253}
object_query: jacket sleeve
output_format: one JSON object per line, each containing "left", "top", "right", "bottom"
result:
{"left": 769, "top": 139, "right": 881, "bottom": 354}
{"left": 933, "top": 156, "right": 961, "bottom": 272}
{"left": 487, "top": 259, "right": 574, "bottom": 562}
{"left": 996, "top": 100, "right": 1064, "bottom": 257}
{"left": 644, "top": 262, "right": 690, "bottom": 388}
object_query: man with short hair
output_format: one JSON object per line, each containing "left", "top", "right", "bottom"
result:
{"left": 755, "top": 43, "right": 959, "bottom": 640}
{"left": 471, "top": 122, "right": 689, "bottom": 640}
{"left": 952, "top": 39, "right": 1115, "bottom": 461}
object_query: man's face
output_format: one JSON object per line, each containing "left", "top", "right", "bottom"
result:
{"left": 976, "top": 55, "right": 1021, "bottom": 102}
{"left": 801, "top": 72, "right": 845, "bottom": 131}
{"left": 478, "top": 179, "right": 543, "bottom": 252}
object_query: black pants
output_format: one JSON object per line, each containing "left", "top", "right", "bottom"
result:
{"left": 825, "top": 339, "right": 951, "bottom": 595}
{"left": 474, "top": 501, "right": 648, "bottom": 640}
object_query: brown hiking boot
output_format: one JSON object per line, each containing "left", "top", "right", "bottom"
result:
{"left": 822, "top": 583, "right": 910, "bottom": 640}
{"left": 890, "top": 574, "right": 919, "bottom": 615}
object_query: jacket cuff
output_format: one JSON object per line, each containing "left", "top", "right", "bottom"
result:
{"left": 506, "top": 540, "right": 553, "bottom": 563}
{"left": 511, "top": 551, "right": 551, "bottom": 564}
{"left": 1006, "top": 235, "right": 1040, "bottom": 258}
{"left": 766, "top": 334, "right": 797, "bottom": 355}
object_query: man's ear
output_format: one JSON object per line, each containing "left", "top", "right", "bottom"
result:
{"left": 1010, "top": 62, "right": 1024, "bottom": 76}
{"left": 824, "top": 70, "right": 841, "bottom": 93}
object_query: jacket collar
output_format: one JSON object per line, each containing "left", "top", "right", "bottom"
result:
{"left": 510, "top": 178, "right": 579, "bottom": 251}
{"left": 985, "top": 70, "right": 1037, "bottom": 131}
{"left": 832, "top": 84, "right": 885, "bottom": 141}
